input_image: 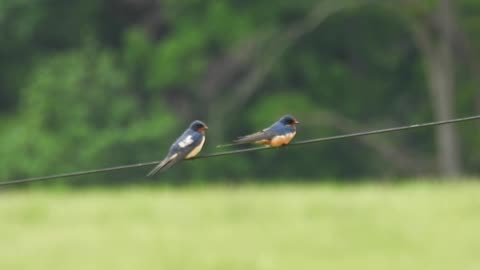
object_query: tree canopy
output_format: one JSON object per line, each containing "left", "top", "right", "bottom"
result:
{"left": 1, "top": 0, "right": 479, "bottom": 184}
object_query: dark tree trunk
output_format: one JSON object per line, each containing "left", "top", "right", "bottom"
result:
{"left": 410, "top": 0, "right": 462, "bottom": 176}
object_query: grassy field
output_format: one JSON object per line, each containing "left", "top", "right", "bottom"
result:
{"left": 1, "top": 182, "right": 479, "bottom": 270}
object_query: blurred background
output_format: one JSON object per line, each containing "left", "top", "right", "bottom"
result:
{"left": 2, "top": 1, "right": 480, "bottom": 270}
{"left": 1, "top": 0, "right": 480, "bottom": 184}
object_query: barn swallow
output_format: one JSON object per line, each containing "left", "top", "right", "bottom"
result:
{"left": 219, "top": 115, "right": 299, "bottom": 148}
{"left": 147, "top": 120, "right": 208, "bottom": 176}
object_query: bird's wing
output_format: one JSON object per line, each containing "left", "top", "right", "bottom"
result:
{"left": 233, "top": 128, "right": 276, "bottom": 145}
{"left": 147, "top": 133, "right": 204, "bottom": 176}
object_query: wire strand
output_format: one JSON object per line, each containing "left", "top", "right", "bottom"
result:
{"left": 1, "top": 114, "right": 480, "bottom": 186}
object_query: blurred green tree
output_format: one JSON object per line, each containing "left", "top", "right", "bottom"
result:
{"left": 1, "top": 0, "right": 480, "bottom": 184}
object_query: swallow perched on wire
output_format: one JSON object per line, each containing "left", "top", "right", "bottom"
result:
{"left": 219, "top": 115, "right": 299, "bottom": 148}
{"left": 147, "top": 120, "right": 208, "bottom": 176}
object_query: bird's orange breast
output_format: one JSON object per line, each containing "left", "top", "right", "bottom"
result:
{"left": 269, "top": 132, "right": 296, "bottom": 147}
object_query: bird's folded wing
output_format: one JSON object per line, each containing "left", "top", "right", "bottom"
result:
{"left": 178, "top": 135, "right": 194, "bottom": 148}
{"left": 233, "top": 129, "right": 273, "bottom": 144}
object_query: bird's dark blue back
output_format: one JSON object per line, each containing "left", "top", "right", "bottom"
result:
{"left": 269, "top": 120, "right": 296, "bottom": 134}
{"left": 168, "top": 128, "right": 203, "bottom": 157}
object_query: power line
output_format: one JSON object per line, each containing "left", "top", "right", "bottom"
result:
{"left": 1, "top": 114, "right": 479, "bottom": 187}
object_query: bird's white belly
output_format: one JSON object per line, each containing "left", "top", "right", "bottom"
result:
{"left": 186, "top": 136, "right": 205, "bottom": 159}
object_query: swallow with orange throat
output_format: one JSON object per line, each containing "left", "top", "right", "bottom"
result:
{"left": 219, "top": 115, "right": 299, "bottom": 148}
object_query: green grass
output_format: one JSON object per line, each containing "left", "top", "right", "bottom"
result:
{"left": 1, "top": 182, "right": 480, "bottom": 270}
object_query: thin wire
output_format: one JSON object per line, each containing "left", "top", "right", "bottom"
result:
{"left": 1, "top": 114, "right": 479, "bottom": 186}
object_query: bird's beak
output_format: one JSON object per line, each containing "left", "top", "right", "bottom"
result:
{"left": 295, "top": 120, "right": 300, "bottom": 124}
{"left": 204, "top": 125, "right": 209, "bottom": 130}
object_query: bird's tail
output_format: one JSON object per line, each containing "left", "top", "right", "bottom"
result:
{"left": 216, "top": 142, "right": 242, "bottom": 148}
{"left": 146, "top": 155, "right": 177, "bottom": 176}
{"left": 216, "top": 138, "right": 255, "bottom": 148}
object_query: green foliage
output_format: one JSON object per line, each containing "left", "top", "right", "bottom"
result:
{"left": 0, "top": 48, "right": 175, "bottom": 182}
{"left": 147, "top": 28, "right": 208, "bottom": 89}
{"left": 0, "top": 0, "right": 480, "bottom": 183}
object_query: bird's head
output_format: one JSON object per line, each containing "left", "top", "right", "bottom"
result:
{"left": 190, "top": 120, "right": 208, "bottom": 134}
{"left": 279, "top": 114, "right": 299, "bottom": 127}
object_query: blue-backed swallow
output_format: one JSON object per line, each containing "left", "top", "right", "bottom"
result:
{"left": 220, "top": 115, "right": 299, "bottom": 148}
{"left": 147, "top": 120, "right": 208, "bottom": 176}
